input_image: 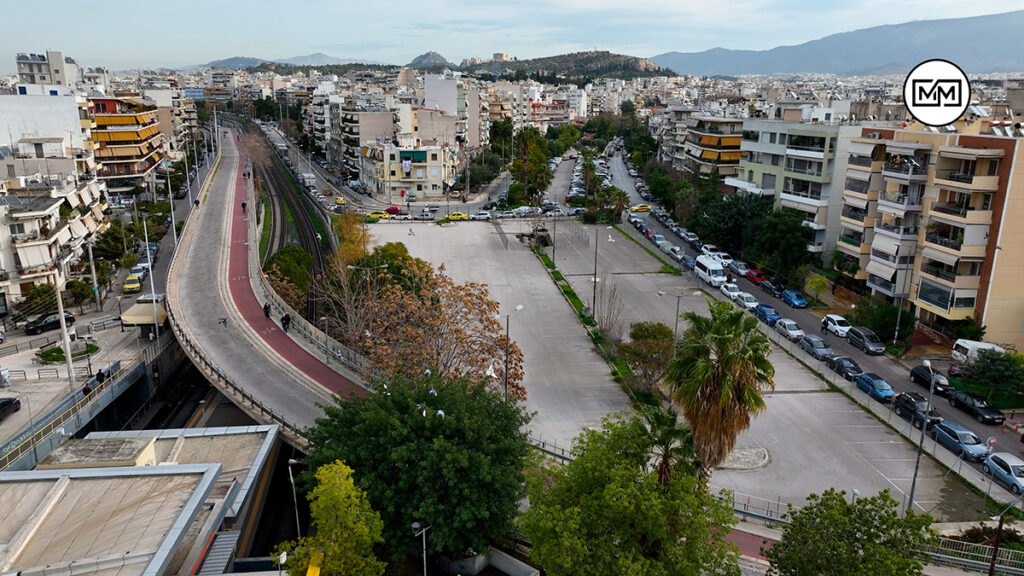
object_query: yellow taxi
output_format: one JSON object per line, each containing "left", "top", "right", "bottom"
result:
{"left": 335, "top": 196, "right": 347, "bottom": 205}
{"left": 630, "top": 203, "right": 652, "bottom": 212}
{"left": 367, "top": 210, "right": 390, "bottom": 219}
{"left": 446, "top": 211, "right": 468, "bottom": 221}
{"left": 122, "top": 275, "right": 143, "bottom": 294}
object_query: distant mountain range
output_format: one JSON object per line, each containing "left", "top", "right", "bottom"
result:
{"left": 407, "top": 51, "right": 453, "bottom": 69}
{"left": 197, "top": 53, "right": 384, "bottom": 70}
{"left": 651, "top": 9, "right": 1024, "bottom": 75}
{"left": 403, "top": 50, "right": 664, "bottom": 81}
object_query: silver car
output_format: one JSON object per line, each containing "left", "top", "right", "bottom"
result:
{"left": 729, "top": 260, "right": 751, "bottom": 278}
{"left": 774, "top": 319, "right": 805, "bottom": 342}
{"left": 799, "top": 334, "right": 833, "bottom": 360}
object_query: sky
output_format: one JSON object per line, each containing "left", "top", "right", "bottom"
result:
{"left": 2, "top": 0, "right": 1023, "bottom": 73}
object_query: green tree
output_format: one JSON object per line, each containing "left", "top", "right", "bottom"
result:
{"left": 617, "top": 322, "right": 674, "bottom": 394}
{"left": 265, "top": 245, "right": 314, "bottom": 293}
{"left": 689, "top": 194, "right": 773, "bottom": 257}
{"left": 510, "top": 126, "right": 553, "bottom": 199}
{"left": 849, "top": 297, "right": 916, "bottom": 345}
{"left": 598, "top": 186, "right": 630, "bottom": 223}
{"left": 949, "top": 317, "right": 987, "bottom": 341}
{"left": 66, "top": 280, "right": 93, "bottom": 306}
{"left": 765, "top": 488, "right": 935, "bottom": 576}
{"left": 15, "top": 283, "right": 57, "bottom": 315}
{"left": 746, "top": 209, "right": 813, "bottom": 281}
{"left": 805, "top": 274, "right": 829, "bottom": 307}
{"left": 489, "top": 117, "right": 514, "bottom": 160}
{"left": 520, "top": 413, "right": 739, "bottom": 576}
{"left": 640, "top": 404, "right": 699, "bottom": 485}
{"left": 301, "top": 372, "right": 532, "bottom": 560}
{"left": 95, "top": 218, "right": 136, "bottom": 261}
{"left": 964, "top": 348, "right": 1024, "bottom": 402}
{"left": 664, "top": 298, "right": 775, "bottom": 484}
{"left": 275, "top": 461, "right": 385, "bottom": 576}
{"left": 620, "top": 100, "right": 636, "bottom": 116}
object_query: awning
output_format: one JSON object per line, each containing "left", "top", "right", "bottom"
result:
{"left": 846, "top": 169, "right": 871, "bottom": 181}
{"left": 866, "top": 260, "right": 897, "bottom": 281}
{"left": 82, "top": 214, "right": 97, "bottom": 232}
{"left": 871, "top": 234, "right": 900, "bottom": 255}
{"left": 922, "top": 246, "right": 959, "bottom": 267}
{"left": 848, "top": 142, "right": 878, "bottom": 156}
{"left": 886, "top": 141, "right": 931, "bottom": 155}
{"left": 843, "top": 196, "right": 869, "bottom": 209}
{"left": 64, "top": 192, "right": 81, "bottom": 209}
{"left": 91, "top": 204, "right": 105, "bottom": 221}
{"left": 69, "top": 218, "right": 88, "bottom": 239}
{"left": 120, "top": 302, "right": 167, "bottom": 326}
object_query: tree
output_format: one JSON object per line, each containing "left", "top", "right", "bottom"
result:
{"left": 302, "top": 372, "right": 532, "bottom": 560}
{"left": 949, "top": 317, "right": 987, "bottom": 341}
{"left": 489, "top": 117, "right": 514, "bottom": 160}
{"left": 620, "top": 100, "right": 636, "bottom": 116}
{"left": 964, "top": 348, "right": 1024, "bottom": 402}
{"left": 510, "top": 126, "right": 553, "bottom": 199}
{"left": 640, "top": 404, "right": 699, "bottom": 485}
{"left": 765, "top": 488, "right": 935, "bottom": 576}
{"left": 265, "top": 245, "right": 314, "bottom": 293}
{"left": 15, "top": 283, "right": 57, "bottom": 316}
{"left": 275, "top": 461, "right": 385, "bottom": 576}
{"left": 598, "top": 186, "right": 630, "bottom": 223}
{"left": 805, "top": 274, "right": 829, "bottom": 307}
{"left": 664, "top": 298, "right": 775, "bottom": 484}
{"left": 849, "top": 296, "right": 916, "bottom": 345}
{"left": 617, "top": 322, "right": 674, "bottom": 394}
{"left": 689, "top": 194, "right": 773, "bottom": 258}
{"left": 520, "top": 413, "right": 739, "bottom": 576}
{"left": 746, "top": 209, "right": 813, "bottom": 282}
{"left": 66, "top": 280, "right": 93, "bottom": 306}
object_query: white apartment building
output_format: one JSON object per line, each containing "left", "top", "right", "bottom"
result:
{"left": 15, "top": 51, "right": 80, "bottom": 87}
{"left": 358, "top": 135, "right": 458, "bottom": 203}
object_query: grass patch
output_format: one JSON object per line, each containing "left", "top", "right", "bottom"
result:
{"left": 37, "top": 343, "right": 99, "bottom": 363}
{"left": 534, "top": 247, "right": 555, "bottom": 269}
{"left": 551, "top": 270, "right": 565, "bottom": 282}
{"left": 259, "top": 198, "right": 271, "bottom": 260}
{"left": 612, "top": 225, "right": 679, "bottom": 273}
{"left": 560, "top": 284, "right": 584, "bottom": 314}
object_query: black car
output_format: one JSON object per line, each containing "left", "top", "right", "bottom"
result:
{"left": 909, "top": 365, "right": 955, "bottom": 397}
{"left": 948, "top": 390, "right": 1005, "bottom": 425}
{"left": 893, "top": 392, "right": 943, "bottom": 429}
{"left": 826, "top": 355, "right": 863, "bottom": 380}
{"left": 759, "top": 280, "right": 784, "bottom": 298}
{"left": 25, "top": 312, "right": 76, "bottom": 336}
{"left": 0, "top": 398, "right": 20, "bottom": 421}
{"left": 482, "top": 201, "right": 497, "bottom": 210}
{"left": 948, "top": 364, "right": 970, "bottom": 379}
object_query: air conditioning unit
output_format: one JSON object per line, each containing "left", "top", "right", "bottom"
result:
{"left": 867, "top": 132, "right": 881, "bottom": 139}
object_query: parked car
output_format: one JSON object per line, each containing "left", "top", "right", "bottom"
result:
{"left": 414, "top": 211, "right": 434, "bottom": 221}
{"left": 729, "top": 260, "right": 751, "bottom": 278}
{"left": 496, "top": 210, "right": 516, "bottom": 219}
{"left": 948, "top": 364, "right": 971, "bottom": 379}
{"left": 821, "top": 314, "right": 852, "bottom": 337}
{"left": 469, "top": 212, "right": 492, "bottom": 221}
{"left": 446, "top": 212, "right": 469, "bottom": 221}
{"left": 651, "top": 234, "right": 666, "bottom": 247}
{"left": 760, "top": 280, "right": 783, "bottom": 298}
{"left": 130, "top": 265, "right": 149, "bottom": 281}
{"left": 713, "top": 252, "right": 734, "bottom": 267}
{"left": 909, "top": 365, "right": 955, "bottom": 396}
{"left": 720, "top": 283, "right": 741, "bottom": 301}
{"left": 855, "top": 372, "right": 894, "bottom": 403}
{"left": 799, "top": 334, "right": 833, "bottom": 360}
{"left": 947, "top": 390, "right": 1006, "bottom": 424}
{"left": 930, "top": 420, "right": 989, "bottom": 462}
{"left": 700, "top": 244, "right": 719, "bottom": 256}
{"left": 482, "top": 201, "right": 497, "bottom": 210}
{"left": 367, "top": 210, "right": 390, "bottom": 219}
{"left": 659, "top": 242, "right": 677, "bottom": 256}
{"left": 983, "top": 453, "right": 1024, "bottom": 494}
{"left": 736, "top": 292, "right": 759, "bottom": 312}
{"left": 781, "top": 290, "right": 808, "bottom": 308}
{"left": 122, "top": 275, "right": 143, "bottom": 294}
{"left": 754, "top": 304, "right": 782, "bottom": 326}
{"left": 826, "top": 355, "right": 863, "bottom": 380}
{"left": 680, "top": 255, "right": 696, "bottom": 270}
{"left": 846, "top": 327, "right": 886, "bottom": 355}
{"left": 745, "top": 269, "right": 769, "bottom": 284}
{"left": 0, "top": 398, "right": 21, "bottom": 422}
{"left": 568, "top": 207, "right": 586, "bottom": 216}
{"left": 630, "top": 203, "right": 652, "bottom": 212}
{"left": 25, "top": 311, "right": 76, "bottom": 335}
{"left": 893, "top": 391, "right": 943, "bottom": 429}
{"left": 774, "top": 318, "right": 805, "bottom": 341}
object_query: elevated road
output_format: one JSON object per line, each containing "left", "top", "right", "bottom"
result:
{"left": 166, "top": 128, "right": 366, "bottom": 446}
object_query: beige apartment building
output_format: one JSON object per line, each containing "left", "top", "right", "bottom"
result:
{"left": 678, "top": 117, "right": 743, "bottom": 177}
{"left": 836, "top": 126, "right": 1024, "bottom": 350}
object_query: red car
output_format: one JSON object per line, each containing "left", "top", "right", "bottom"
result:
{"left": 746, "top": 269, "right": 769, "bottom": 284}
{"left": 384, "top": 205, "right": 403, "bottom": 214}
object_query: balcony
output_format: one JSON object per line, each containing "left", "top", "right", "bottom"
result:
{"left": 924, "top": 233, "right": 962, "bottom": 251}
{"left": 839, "top": 234, "right": 862, "bottom": 247}
{"left": 934, "top": 170, "right": 999, "bottom": 191}
{"left": 724, "top": 177, "right": 774, "bottom": 196}
{"left": 882, "top": 162, "right": 928, "bottom": 182}
{"left": 786, "top": 145, "right": 825, "bottom": 160}
{"left": 866, "top": 274, "right": 897, "bottom": 294}
{"left": 929, "top": 201, "right": 993, "bottom": 225}
{"left": 844, "top": 179, "right": 869, "bottom": 195}
{"left": 847, "top": 155, "right": 875, "bottom": 168}
{"left": 801, "top": 217, "right": 826, "bottom": 231}
{"left": 878, "top": 191, "right": 923, "bottom": 212}
{"left": 841, "top": 207, "right": 867, "bottom": 222}
{"left": 915, "top": 279, "right": 976, "bottom": 320}
{"left": 780, "top": 188, "right": 827, "bottom": 208}
{"left": 870, "top": 249, "right": 914, "bottom": 268}
{"left": 920, "top": 264, "right": 981, "bottom": 290}
{"left": 873, "top": 221, "right": 918, "bottom": 239}
{"left": 806, "top": 241, "right": 825, "bottom": 253}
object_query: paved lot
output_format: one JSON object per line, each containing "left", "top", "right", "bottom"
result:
{"left": 372, "top": 221, "right": 631, "bottom": 448}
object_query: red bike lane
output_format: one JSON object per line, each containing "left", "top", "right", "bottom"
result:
{"left": 226, "top": 154, "right": 363, "bottom": 398}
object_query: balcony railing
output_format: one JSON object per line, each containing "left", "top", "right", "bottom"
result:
{"left": 839, "top": 235, "right": 862, "bottom": 247}
{"left": 782, "top": 188, "right": 824, "bottom": 201}
{"left": 920, "top": 264, "right": 958, "bottom": 282}
{"left": 867, "top": 274, "right": 896, "bottom": 292}
{"left": 845, "top": 180, "right": 869, "bottom": 194}
{"left": 787, "top": 143, "right": 826, "bottom": 153}
{"left": 870, "top": 249, "right": 914, "bottom": 266}
{"left": 938, "top": 170, "right": 975, "bottom": 184}
{"left": 931, "top": 203, "right": 972, "bottom": 217}
{"left": 874, "top": 221, "right": 918, "bottom": 236}
{"left": 785, "top": 165, "right": 823, "bottom": 176}
{"left": 925, "top": 233, "right": 962, "bottom": 250}
{"left": 879, "top": 191, "right": 922, "bottom": 207}
{"left": 848, "top": 155, "right": 874, "bottom": 167}
{"left": 883, "top": 163, "right": 928, "bottom": 177}
{"left": 842, "top": 208, "right": 866, "bottom": 222}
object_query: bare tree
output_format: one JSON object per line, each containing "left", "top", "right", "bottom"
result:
{"left": 596, "top": 274, "right": 625, "bottom": 343}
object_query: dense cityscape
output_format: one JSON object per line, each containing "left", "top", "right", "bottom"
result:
{"left": 1, "top": 5, "right": 1024, "bottom": 576}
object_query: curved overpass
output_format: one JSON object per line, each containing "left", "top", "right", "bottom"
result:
{"left": 166, "top": 129, "right": 367, "bottom": 447}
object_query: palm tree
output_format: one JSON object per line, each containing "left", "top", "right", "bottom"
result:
{"left": 664, "top": 298, "right": 775, "bottom": 486}
{"left": 606, "top": 187, "right": 630, "bottom": 224}
{"left": 639, "top": 403, "right": 697, "bottom": 486}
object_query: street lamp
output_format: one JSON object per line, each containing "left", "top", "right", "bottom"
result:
{"left": 906, "top": 359, "right": 935, "bottom": 515}
{"left": 987, "top": 494, "right": 1024, "bottom": 576}
{"left": 320, "top": 316, "right": 329, "bottom": 364}
{"left": 411, "top": 522, "right": 430, "bottom": 576}
{"left": 287, "top": 458, "right": 302, "bottom": 537}
{"left": 504, "top": 304, "right": 524, "bottom": 402}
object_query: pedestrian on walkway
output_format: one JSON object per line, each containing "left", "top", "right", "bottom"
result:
{"left": 241, "top": 201, "right": 247, "bottom": 214}
{"left": 263, "top": 302, "right": 271, "bottom": 319}
{"left": 820, "top": 317, "right": 828, "bottom": 334}
{"left": 281, "top": 313, "right": 291, "bottom": 333}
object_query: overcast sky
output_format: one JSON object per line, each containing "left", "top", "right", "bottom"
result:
{"left": 2, "top": 0, "right": 1022, "bottom": 72}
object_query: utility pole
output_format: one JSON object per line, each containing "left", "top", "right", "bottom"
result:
{"left": 87, "top": 241, "right": 101, "bottom": 310}
{"left": 143, "top": 218, "right": 159, "bottom": 339}
{"left": 592, "top": 227, "right": 599, "bottom": 320}
{"left": 53, "top": 273, "right": 76, "bottom": 394}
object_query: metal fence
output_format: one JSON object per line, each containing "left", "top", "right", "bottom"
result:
{"left": 925, "top": 537, "right": 1024, "bottom": 575}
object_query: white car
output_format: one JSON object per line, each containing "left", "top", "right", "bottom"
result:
{"left": 736, "top": 292, "right": 759, "bottom": 312}
{"left": 469, "top": 212, "right": 491, "bottom": 221}
{"left": 775, "top": 318, "right": 805, "bottom": 342}
{"left": 822, "top": 314, "right": 852, "bottom": 337}
{"left": 700, "top": 244, "right": 719, "bottom": 256}
{"left": 714, "top": 252, "right": 734, "bottom": 267}
{"left": 720, "top": 283, "right": 741, "bottom": 301}
{"left": 659, "top": 242, "right": 677, "bottom": 255}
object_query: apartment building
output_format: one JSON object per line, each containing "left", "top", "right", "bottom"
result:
{"left": 527, "top": 99, "right": 569, "bottom": 131}
{"left": 836, "top": 127, "right": 1024, "bottom": 350}
{"left": 142, "top": 87, "right": 196, "bottom": 161}
{"left": 357, "top": 135, "right": 458, "bottom": 203}
{"left": 678, "top": 117, "right": 743, "bottom": 177}
{"left": 732, "top": 119, "right": 860, "bottom": 259}
{"left": 331, "top": 103, "right": 395, "bottom": 176}
{"left": 90, "top": 96, "right": 163, "bottom": 193}
{"left": 15, "top": 51, "right": 79, "bottom": 87}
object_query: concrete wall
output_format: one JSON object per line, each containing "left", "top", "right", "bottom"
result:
{"left": 0, "top": 95, "right": 83, "bottom": 150}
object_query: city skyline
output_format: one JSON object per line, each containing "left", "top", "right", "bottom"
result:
{"left": 2, "top": 0, "right": 1023, "bottom": 73}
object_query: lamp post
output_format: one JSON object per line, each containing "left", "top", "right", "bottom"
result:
{"left": 504, "top": 304, "right": 524, "bottom": 402}
{"left": 320, "top": 316, "right": 329, "bottom": 364}
{"left": 411, "top": 522, "right": 430, "bottom": 576}
{"left": 86, "top": 239, "right": 102, "bottom": 310}
{"left": 165, "top": 170, "right": 179, "bottom": 247}
{"left": 287, "top": 458, "right": 302, "bottom": 537}
{"left": 906, "top": 359, "right": 935, "bottom": 515}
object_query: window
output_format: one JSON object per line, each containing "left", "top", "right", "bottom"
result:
{"left": 390, "top": 170, "right": 396, "bottom": 177}
{"left": 6, "top": 165, "right": 14, "bottom": 178}
{"left": 431, "top": 153, "right": 437, "bottom": 161}
{"left": 769, "top": 133, "right": 777, "bottom": 144}
{"left": 9, "top": 224, "right": 25, "bottom": 235}
{"left": 417, "top": 184, "right": 423, "bottom": 191}
{"left": 17, "top": 86, "right": 26, "bottom": 95}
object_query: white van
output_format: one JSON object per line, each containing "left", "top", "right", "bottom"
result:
{"left": 695, "top": 255, "right": 727, "bottom": 287}
{"left": 951, "top": 339, "right": 1005, "bottom": 364}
